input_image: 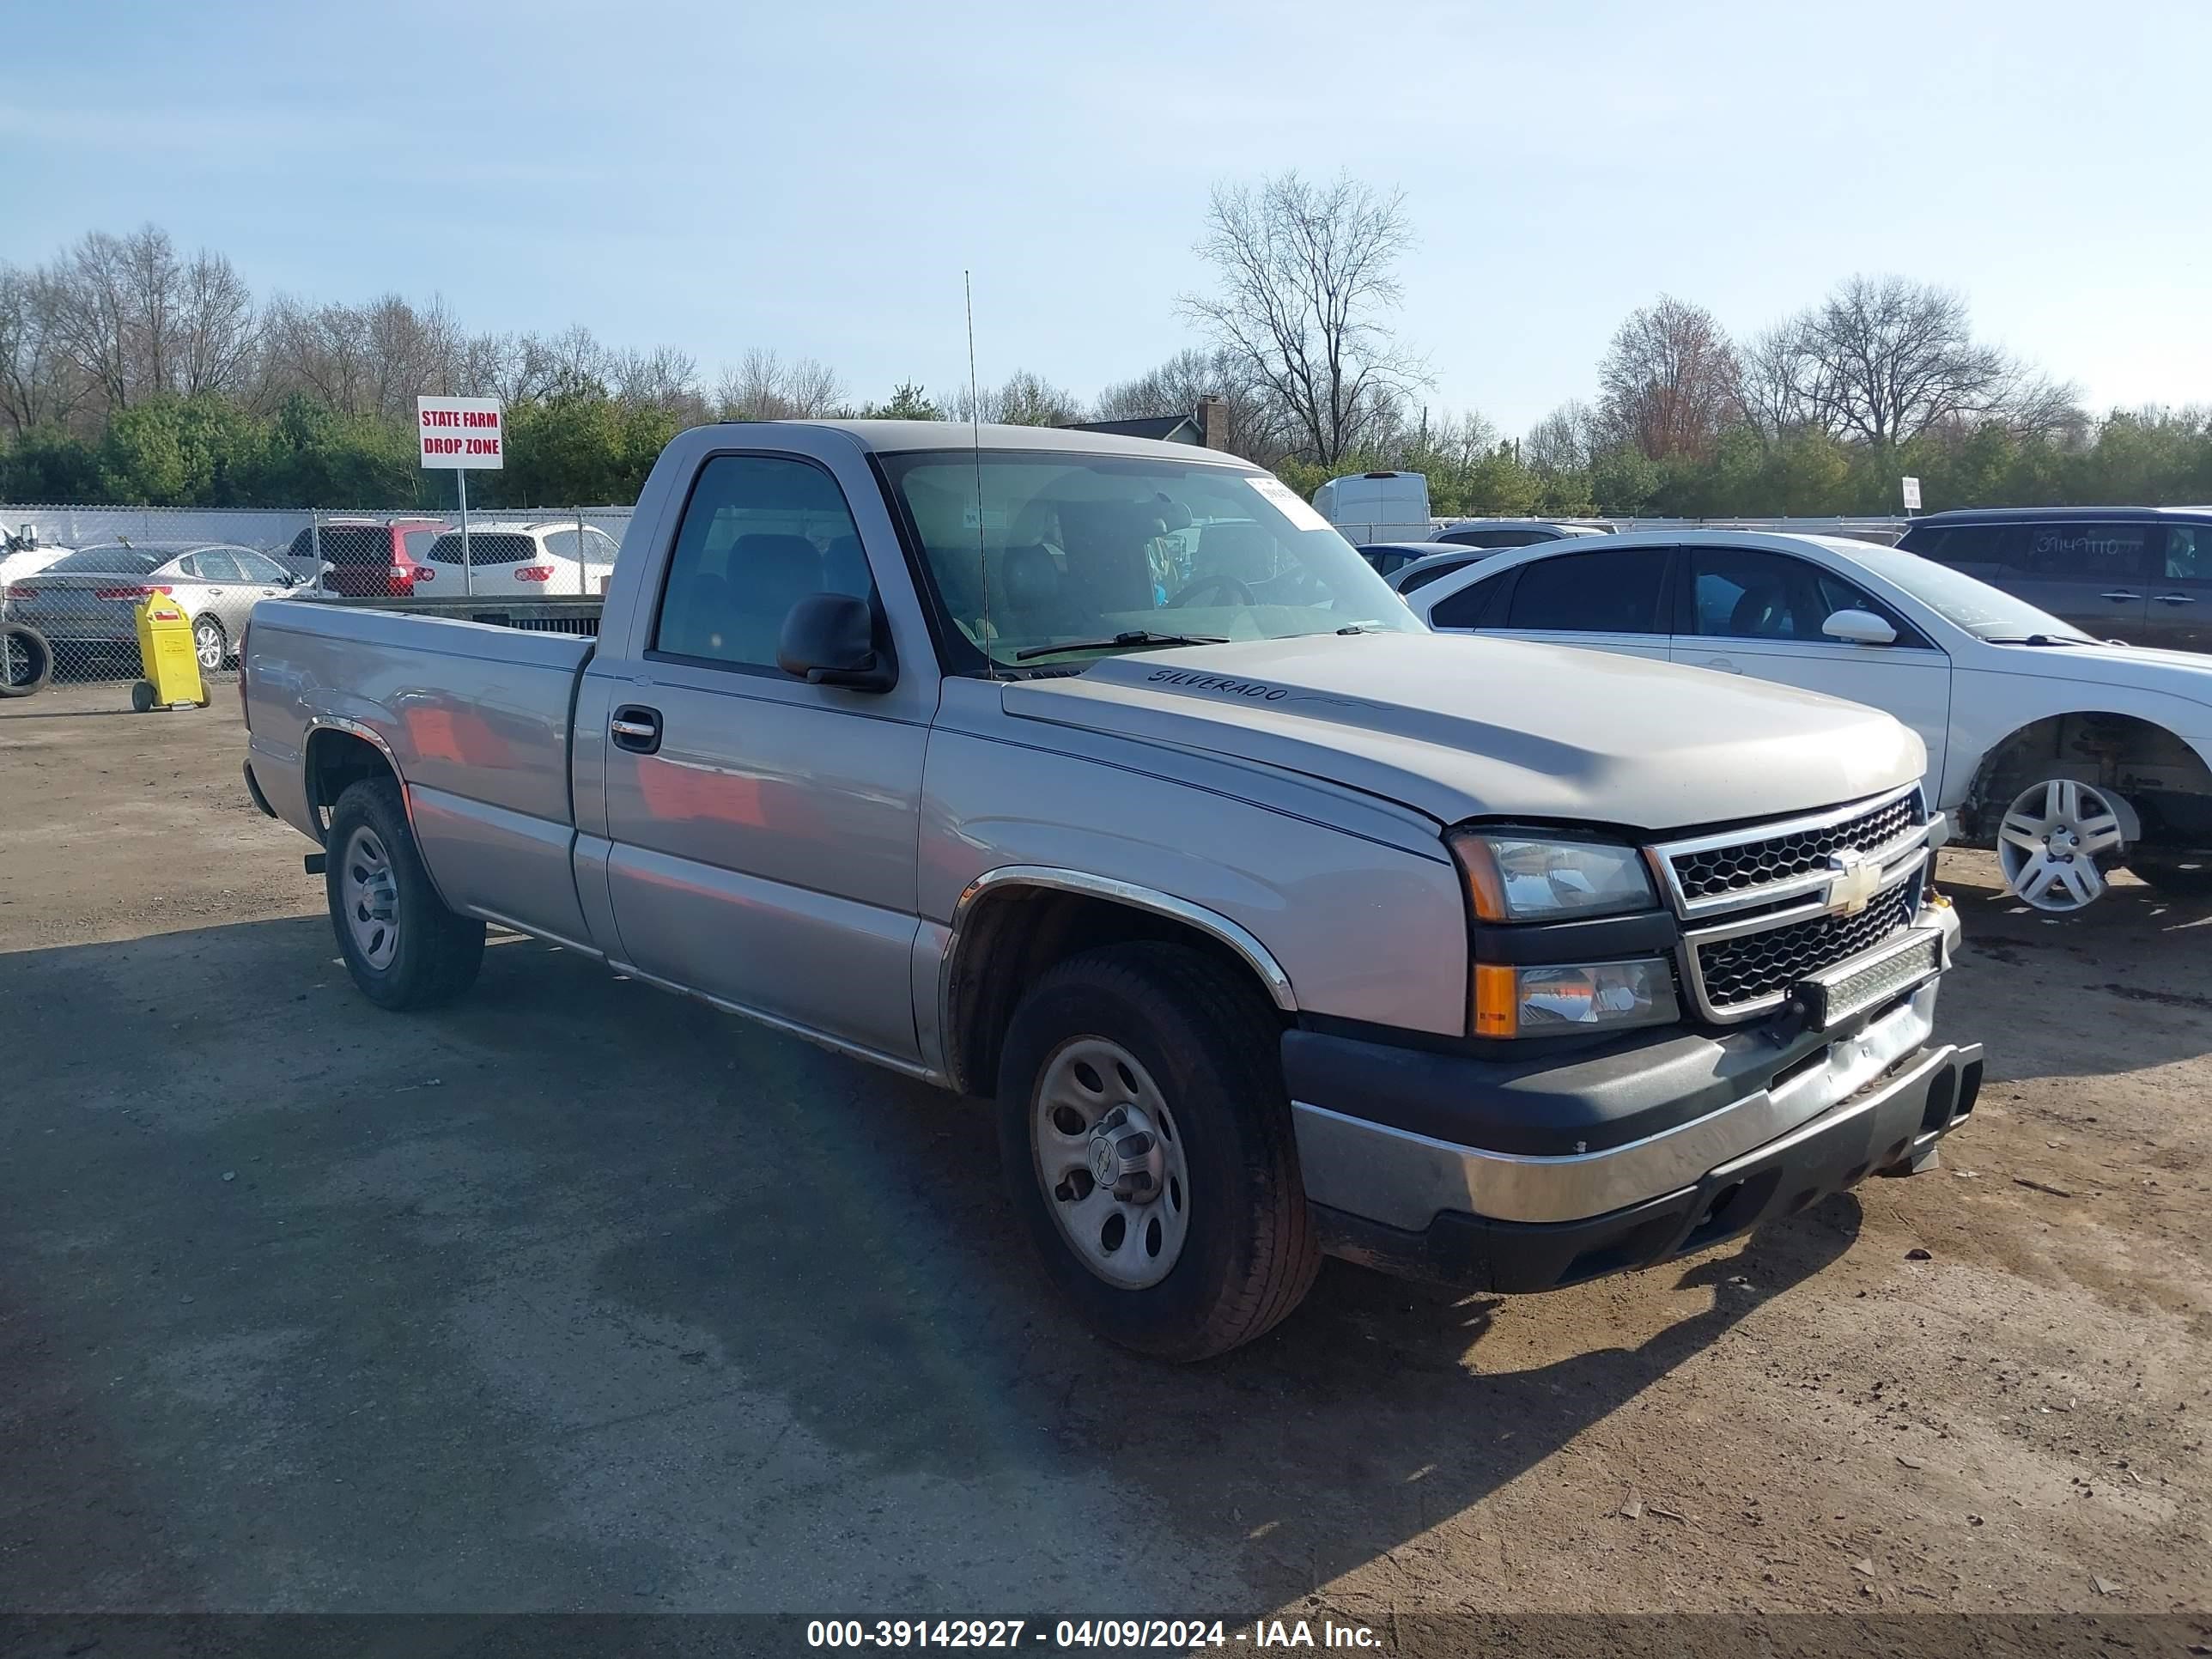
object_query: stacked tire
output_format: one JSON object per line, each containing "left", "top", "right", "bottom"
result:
{"left": 1, "top": 623, "right": 52, "bottom": 698}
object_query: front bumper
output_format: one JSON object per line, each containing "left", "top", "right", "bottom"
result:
{"left": 1287, "top": 908, "right": 1980, "bottom": 1293}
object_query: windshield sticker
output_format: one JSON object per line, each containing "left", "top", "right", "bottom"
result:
{"left": 1245, "top": 475, "right": 1332, "bottom": 533}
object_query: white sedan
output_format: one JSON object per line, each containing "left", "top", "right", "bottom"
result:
{"left": 1404, "top": 528, "right": 2212, "bottom": 912}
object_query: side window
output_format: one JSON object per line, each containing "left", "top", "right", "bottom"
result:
{"left": 173, "top": 555, "right": 203, "bottom": 580}
{"left": 236, "top": 552, "right": 289, "bottom": 583}
{"left": 653, "top": 454, "right": 874, "bottom": 672}
{"left": 2019, "top": 522, "right": 2150, "bottom": 580}
{"left": 1911, "top": 524, "right": 2008, "bottom": 568}
{"left": 1688, "top": 547, "right": 1835, "bottom": 640}
{"left": 1504, "top": 548, "right": 1666, "bottom": 633}
{"left": 191, "top": 551, "right": 246, "bottom": 583}
{"left": 540, "top": 529, "right": 578, "bottom": 562}
{"left": 2165, "top": 525, "right": 2207, "bottom": 583}
{"left": 1398, "top": 556, "right": 1474, "bottom": 594}
{"left": 1428, "top": 572, "right": 1510, "bottom": 630}
{"left": 583, "top": 527, "right": 621, "bottom": 563}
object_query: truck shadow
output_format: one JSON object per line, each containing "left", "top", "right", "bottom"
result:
{"left": 0, "top": 916, "right": 1988, "bottom": 1611}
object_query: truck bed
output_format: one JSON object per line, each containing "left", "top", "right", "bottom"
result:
{"left": 245, "top": 598, "right": 597, "bottom": 940}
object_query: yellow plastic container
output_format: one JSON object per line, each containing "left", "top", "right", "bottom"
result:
{"left": 131, "top": 593, "right": 207, "bottom": 711}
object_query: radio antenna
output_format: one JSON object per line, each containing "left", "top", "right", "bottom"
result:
{"left": 965, "top": 270, "right": 994, "bottom": 679}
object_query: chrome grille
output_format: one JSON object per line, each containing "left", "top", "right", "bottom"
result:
{"left": 1671, "top": 791, "right": 1917, "bottom": 903}
{"left": 1690, "top": 873, "right": 1920, "bottom": 1015}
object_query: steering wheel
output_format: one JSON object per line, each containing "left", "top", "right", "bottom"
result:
{"left": 1168, "top": 574, "right": 1257, "bottom": 608}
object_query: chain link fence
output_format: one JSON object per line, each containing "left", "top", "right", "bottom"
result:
{"left": 1, "top": 503, "right": 630, "bottom": 696}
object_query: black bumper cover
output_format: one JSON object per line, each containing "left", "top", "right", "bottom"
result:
{"left": 1314, "top": 1040, "right": 1984, "bottom": 1295}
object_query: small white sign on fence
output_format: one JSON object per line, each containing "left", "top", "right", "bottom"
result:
{"left": 1899, "top": 475, "right": 1922, "bottom": 513}
{"left": 417, "top": 397, "right": 505, "bottom": 470}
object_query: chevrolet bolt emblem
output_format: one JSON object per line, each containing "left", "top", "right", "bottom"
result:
{"left": 1823, "top": 848, "right": 1880, "bottom": 915}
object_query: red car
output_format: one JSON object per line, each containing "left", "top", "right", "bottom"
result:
{"left": 283, "top": 519, "right": 451, "bottom": 598}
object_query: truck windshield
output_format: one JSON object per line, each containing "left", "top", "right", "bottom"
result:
{"left": 878, "top": 450, "right": 1423, "bottom": 673}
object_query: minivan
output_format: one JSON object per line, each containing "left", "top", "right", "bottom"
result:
{"left": 1896, "top": 507, "right": 2212, "bottom": 653}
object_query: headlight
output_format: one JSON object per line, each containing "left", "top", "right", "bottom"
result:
{"left": 1449, "top": 831, "right": 1656, "bottom": 921}
{"left": 1472, "top": 958, "right": 1679, "bottom": 1039}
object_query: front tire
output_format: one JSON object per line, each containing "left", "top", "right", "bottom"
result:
{"left": 325, "top": 778, "right": 484, "bottom": 1010}
{"left": 192, "top": 616, "right": 227, "bottom": 672}
{"left": 996, "top": 942, "right": 1319, "bottom": 1361}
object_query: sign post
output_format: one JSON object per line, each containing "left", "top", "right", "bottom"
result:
{"left": 416, "top": 396, "right": 505, "bottom": 596}
{"left": 1900, "top": 475, "right": 1922, "bottom": 515}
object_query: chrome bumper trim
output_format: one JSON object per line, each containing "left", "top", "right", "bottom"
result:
{"left": 1293, "top": 975, "right": 1942, "bottom": 1229}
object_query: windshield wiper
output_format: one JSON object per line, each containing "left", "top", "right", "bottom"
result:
{"left": 1012, "top": 630, "right": 1229, "bottom": 662}
{"left": 1985, "top": 633, "right": 2096, "bottom": 647}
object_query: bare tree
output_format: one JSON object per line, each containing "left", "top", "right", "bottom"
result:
{"left": 173, "top": 249, "right": 258, "bottom": 399}
{"left": 261, "top": 295, "right": 373, "bottom": 414}
{"left": 1794, "top": 275, "right": 2080, "bottom": 447}
{"left": 0, "top": 267, "right": 88, "bottom": 434}
{"left": 1182, "top": 171, "right": 1424, "bottom": 465}
{"left": 1595, "top": 295, "right": 1738, "bottom": 462}
{"left": 946, "top": 368, "right": 1084, "bottom": 427}
{"left": 1524, "top": 400, "right": 1593, "bottom": 476}
{"left": 716, "top": 348, "right": 847, "bottom": 420}
{"left": 611, "top": 343, "right": 704, "bottom": 416}
{"left": 45, "top": 230, "right": 139, "bottom": 409}
{"left": 1096, "top": 346, "right": 1288, "bottom": 460}
{"left": 1732, "top": 319, "right": 1831, "bottom": 444}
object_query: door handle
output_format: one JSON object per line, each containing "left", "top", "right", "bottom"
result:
{"left": 611, "top": 705, "right": 662, "bottom": 755}
{"left": 2100, "top": 591, "right": 2141, "bottom": 602}
{"left": 2152, "top": 593, "right": 2197, "bottom": 605}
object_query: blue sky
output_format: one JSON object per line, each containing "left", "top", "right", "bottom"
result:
{"left": 8, "top": 0, "right": 2209, "bottom": 433}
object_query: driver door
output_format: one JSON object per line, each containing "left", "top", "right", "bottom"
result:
{"left": 1669, "top": 544, "right": 1951, "bottom": 786}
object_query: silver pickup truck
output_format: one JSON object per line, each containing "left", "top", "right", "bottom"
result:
{"left": 241, "top": 422, "right": 1982, "bottom": 1358}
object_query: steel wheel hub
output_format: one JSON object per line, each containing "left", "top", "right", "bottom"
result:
{"left": 342, "top": 826, "right": 400, "bottom": 969}
{"left": 1997, "top": 778, "right": 2124, "bottom": 913}
{"left": 1032, "top": 1037, "right": 1191, "bottom": 1290}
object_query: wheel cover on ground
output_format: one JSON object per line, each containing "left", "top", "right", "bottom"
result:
{"left": 342, "top": 824, "right": 401, "bottom": 969}
{"left": 194, "top": 620, "right": 224, "bottom": 670}
{"left": 1031, "top": 1036, "right": 1192, "bottom": 1290}
{"left": 1997, "top": 778, "right": 2125, "bottom": 912}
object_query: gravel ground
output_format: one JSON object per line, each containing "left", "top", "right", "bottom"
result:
{"left": 1, "top": 680, "right": 2206, "bottom": 1644}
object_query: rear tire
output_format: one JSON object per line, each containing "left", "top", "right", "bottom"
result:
{"left": 192, "top": 616, "right": 227, "bottom": 672}
{"left": 995, "top": 941, "right": 1319, "bottom": 1362}
{"left": 0, "top": 623, "right": 52, "bottom": 697}
{"left": 325, "top": 777, "right": 484, "bottom": 1010}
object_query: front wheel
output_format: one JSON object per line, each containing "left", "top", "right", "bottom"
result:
{"left": 1995, "top": 778, "right": 2126, "bottom": 912}
{"left": 995, "top": 942, "right": 1319, "bottom": 1361}
{"left": 192, "top": 616, "right": 227, "bottom": 672}
{"left": 325, "top": 777, "right": 485, "bottom": 1010}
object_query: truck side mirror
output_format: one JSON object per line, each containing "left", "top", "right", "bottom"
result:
{"left": 1822, "top": 608, "right": 1898, "bottom": 646}
{"left": 776, "top": 592, "right": 895, "bottom": 691}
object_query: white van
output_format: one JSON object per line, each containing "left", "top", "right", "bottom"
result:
{"left": 1310, "top": 471, "right": 1433, "bottom": 544}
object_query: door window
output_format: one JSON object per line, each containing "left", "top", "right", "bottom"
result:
{"left": 235, "top": 551, "right": 290, "bottom": 583}
{"left": 2165, "top": 525, "right": 2208, "bottom": 582}
{"left": 653, "top": 454, "right": 875, "bottom": 671}
{"left": 188, "top": 551, "right": 246, "bottom": 583}
{"left": 1504, "top": 548, "right": 1667, "bottom": 633}
{"left": 2018, "top": 522, "right": 2150, "bottom": 580}
{"left": 1427, "top": 572, "right": 1512, "bottom": 630}
{"left": 1687, "top": 546, "right": 1925, "bottom": 646}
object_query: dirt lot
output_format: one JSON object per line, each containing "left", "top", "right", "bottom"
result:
{"left": 2, "top": 680, "right": 2208, "bottom": 1638}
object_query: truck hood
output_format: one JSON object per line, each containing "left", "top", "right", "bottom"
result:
{"left": 1001, "top": 633, "right": 1924, "bottom": 832}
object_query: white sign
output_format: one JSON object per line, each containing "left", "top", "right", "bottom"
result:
{"left": 1900, "top": 475, "right": 1922, "bottom": 512}
{"left": 417, "top": 396, "right": 505, "bottom": 470}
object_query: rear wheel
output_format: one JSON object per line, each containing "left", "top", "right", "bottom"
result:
{"left": 996, "top": 942, "right": 1319, "bottom": 1361}
{"left": 0, "top": 623, "right": 52, "bottom": 697}
{"left": 192, "top": 616, "right": 227, "bottom": 672}
{"left": 325, "top": 777, "right": 484, "bottom": 1010}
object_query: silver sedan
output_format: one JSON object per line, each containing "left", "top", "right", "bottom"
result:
{"left": 3, "top": 541, "right": 303, "bottom": 672}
